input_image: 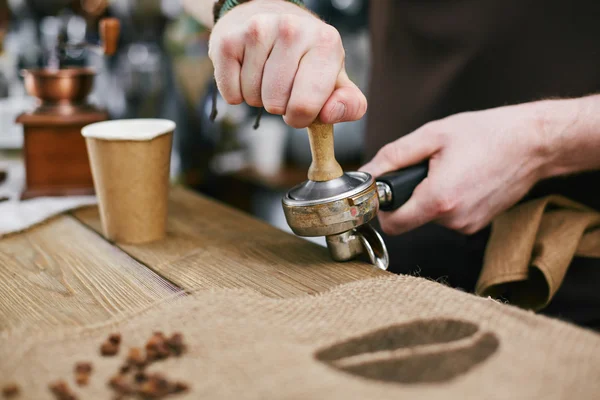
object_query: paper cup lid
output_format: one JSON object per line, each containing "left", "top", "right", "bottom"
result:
{"left": 81, "top": 119, "right": 176, "bottom": 141}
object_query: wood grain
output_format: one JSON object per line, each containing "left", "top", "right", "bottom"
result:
{"left": 307, "top": 121, "right": 344, "bottom": 182}
{"left": 73, "top": 186, "right": 388, "bottom": 298}
{"left": 0, "top": 216, "right": 182, "bottom": 334}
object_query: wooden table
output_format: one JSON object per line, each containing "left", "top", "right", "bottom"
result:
{"left": 0, "top": 186, "right": 387, "bottom": 334}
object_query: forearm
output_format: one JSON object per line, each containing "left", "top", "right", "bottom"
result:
{"left": 539, "top": 93, "right": 600, "bottom": 179}
{"left": 182, "top": 0, "right": 216, "bottom": 28}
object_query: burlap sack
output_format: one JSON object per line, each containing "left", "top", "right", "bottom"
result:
{"left": 2, "top": 275, "right": 599, "bottom": 399}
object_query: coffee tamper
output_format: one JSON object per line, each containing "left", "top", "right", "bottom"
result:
{"left": 282, "top": 121, "right": 428, "bottom": 270}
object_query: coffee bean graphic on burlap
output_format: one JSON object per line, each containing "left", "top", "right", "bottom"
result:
{"left": 315, "top": 319, "right": 499, "bottom": 384}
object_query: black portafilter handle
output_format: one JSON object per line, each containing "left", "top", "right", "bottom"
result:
{"left": 375, "top": 163, "right": 429, "bottom": 212}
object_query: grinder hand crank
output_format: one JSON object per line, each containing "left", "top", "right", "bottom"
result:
{"left": 282, "top": 121, "right": 428, "bottom": 270}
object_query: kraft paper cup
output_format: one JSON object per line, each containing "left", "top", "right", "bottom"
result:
{"left": 82, "top": 119, "right": 175, "bottom": 244}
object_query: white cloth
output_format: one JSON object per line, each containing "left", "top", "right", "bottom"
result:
{"left": 0, "top": 159, "right": 97, "bottom": 238}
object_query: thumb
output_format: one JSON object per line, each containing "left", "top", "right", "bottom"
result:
{"left": 359, "top": 126, "right": 441, "bottom": 178}
{"left": 318, "top": 68, "right": 367, "bottom": 124}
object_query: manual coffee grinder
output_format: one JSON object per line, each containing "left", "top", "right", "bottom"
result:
{"left": 16, "top": 18, "right": 120, "bottom": 199}
{"left": 282, "top": 121, "right": 428, "bottom": 270}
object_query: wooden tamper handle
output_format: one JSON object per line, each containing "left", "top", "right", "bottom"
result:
{"left": 307, "top": 121, "right": 344, "bottom": 182}
{"left": 99, "top": 17, "right": 121, "bottom": 56}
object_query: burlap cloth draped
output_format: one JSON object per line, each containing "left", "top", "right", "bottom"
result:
{"left": 2, "top": 275, "right": 599, "bottom": 400}
{"left": 476, "top": 195, "right": 600, "bottom": 310}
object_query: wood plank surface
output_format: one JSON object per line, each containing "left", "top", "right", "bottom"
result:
{"left": 73, "top": 186, "right": 388, "bottom": 298}
{"left": 0, "top": 216, "right": 182, "bottom": 334}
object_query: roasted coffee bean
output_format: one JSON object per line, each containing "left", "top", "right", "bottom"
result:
{"left": 49, "top": 380, "right": 78, "bottom": 400}
{"left": 166, "top": 333, "right": 186, "bottom": 356}
{"left": 146, "top": 332, "right": 172, "bottom": 361}
{"left": 151, "top": 374, "right": 169, "bottom": 392}
{"left": 108, "top": 376, "right": 134, "bottom": 395}
{"left": 74, "top": 362, "right": 92, "bottom": 374}
{"left": 145, "top": 333, "right": 163, "bottom": 350}
{"left": 126, "top": 347, "right": 147, "bottom": 368}
{"left": 100, "top": 341, "right": 119, "bottom": 356}
{"left": 170, "top": 382, "right": 189, "bottom": 394}
{"left": 73, "top": 362, "right": 92, "bottom": 386}
{"left": 138, "top": 373, "right": 172, "bottom": 398}
{"left": 2, "top": 383, "right": 20, "bottom": 398}
{"left": 145, "top": 349, "right": 158, "bottom": 363}
{"left": 100, "top": 334, "right": 121, "bottom": 356}
{"left": 74, "top": 373, "right": 88, "bottom": 386}
{"left": 119, "top": 364, "right": 131, "bottom": 375}
{"left": 108, "top": 333, "right": 121, "bottom": 345}
{"left": 147, "top": 344, "right": 170, "bottom": 361}
{"left": 134, "top": 371, "right": 148, "bottom": 383}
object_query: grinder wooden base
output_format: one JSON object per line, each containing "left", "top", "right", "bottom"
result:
{"left": 17, "top": 108, "right": 108, "bottom": 200}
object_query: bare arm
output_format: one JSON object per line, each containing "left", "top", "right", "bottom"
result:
{"left": 540, "top": 93, "right": 600, "bottom": 178}
{"left": 182, "top": 0, "right": 216, "bottom": 29}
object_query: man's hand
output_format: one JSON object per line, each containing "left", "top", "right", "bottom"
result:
{"left": 360, "top": 102, "right": 554, "bottom": 236}
{"left": 205, "top": 0, "right": 367, "bottom": 128}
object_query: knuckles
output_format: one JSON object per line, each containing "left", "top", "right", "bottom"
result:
{"left": 442, "top": 217, "right": 469, "bottom": 233}
{"left": 212, "top": 14, "right": 275, "bottom": 59}
{"left": 432, "top": 198, "right": 484, "bottom": 235}
{"left": 417, "top": 121, "right": 449, "bottom": 149}
{"left": 213, "top": 13, "right": 342, "bottom": 55}
{"left": 245, "top": 14, "right": 271, "bottom": 46}
{"left": 317, "top": 24, "right": 342, "bottom": 49}
{"left": 444, "top": 219, "right": 480, "bottom": 235}
{"left": 460, "top": 224, "right": 480, "bottom": 235}
{"left": 430, "top": 192, "right": 458, "bottom": 216}
{"left": 217, "top": 35, "right": 241, "bottom": 58}
{"left": 314, "top": 25, "right": 344, "bottom": 60}
{"left": 277, "top": 14, "right": 300, "bottom": 43}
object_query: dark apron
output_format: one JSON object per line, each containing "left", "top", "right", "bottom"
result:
{"left": 366, "top": 0, "right": 600, "bottom": 330}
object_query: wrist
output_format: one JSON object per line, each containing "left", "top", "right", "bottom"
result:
{"left": 214, "top": 0, "right": 305, "bottom": 24}
{"left": 533, "top": 96, "right": 596, "bottom": 180}
{"left": 529, "top": 99, "right": 566, "bottom": 180}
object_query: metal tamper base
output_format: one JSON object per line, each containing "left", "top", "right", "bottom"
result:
{"left": 282, "top": 171, "right": 389, "bottom": 270}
